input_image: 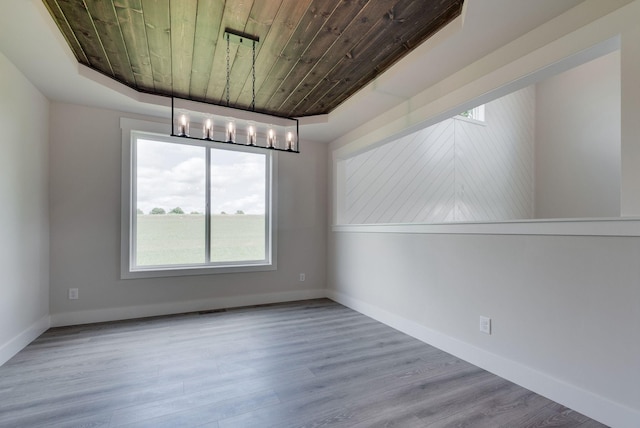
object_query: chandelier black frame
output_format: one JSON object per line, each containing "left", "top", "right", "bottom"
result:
{"left": 170, "top": 30, "right": 299, "bottom": 153}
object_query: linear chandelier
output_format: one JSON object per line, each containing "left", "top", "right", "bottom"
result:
{"left": 170, "top": 30, "right": 299, "bottom": 153}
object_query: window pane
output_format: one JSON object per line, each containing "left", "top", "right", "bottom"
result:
{"left": 135, "top": 139, "right": 206, "bottom": 266}
{"left": 210, "top": 149, "right": 266, "bottom": 262}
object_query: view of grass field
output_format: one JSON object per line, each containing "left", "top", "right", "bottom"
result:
{"left": 136, "top": 214, "right": 265, "bottom": 267}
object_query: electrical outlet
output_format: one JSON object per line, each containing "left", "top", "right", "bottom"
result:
{"left": 68, "top": 288, "right": 79, "bottom": 300}
{"left": 479, "top": 316, "right": 491, "bottom": 335}
{"left": 299, "top": 273, "right": 306, "bottom": 282}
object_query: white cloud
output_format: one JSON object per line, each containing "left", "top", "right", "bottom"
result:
{"left": 136, "top": 140, "right": 266, "bottom": 215}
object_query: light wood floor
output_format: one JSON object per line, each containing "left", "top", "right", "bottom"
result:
{"left": 0, "top": 299, "right": 607, "bottom": 427}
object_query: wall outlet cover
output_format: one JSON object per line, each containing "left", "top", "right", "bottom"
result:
{"left": 480, "top": 316, "right": 491, "bottom": 334}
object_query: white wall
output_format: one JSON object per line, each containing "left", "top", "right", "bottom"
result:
{"left": 535, "top": 51, "right": 621, "bottom": 218}
{"left": 0, "top": 52, "right": 50, "bottom": 365}
{"left": 49, "top": 102, "right": 327, "bottom": 325}
{"left": 328, "top": 1, "right": 640, "bottom": 427}
{"left": 328, "top": 230, "right": 640, "bottom": 425}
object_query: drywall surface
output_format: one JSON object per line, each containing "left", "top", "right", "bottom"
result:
{"left": 49, "top": 102, "right": 327, "bottom": 325}
{"left": 328, "top": 230, "right": 640, "bottom": 424}
{"left": 0, "top": 52, "right": 50, "bottom": 364}
{"left": 620, "top": 24, "right": 640, "bottom": 215}
{"left": 535, "top": 51, "right": 621, "bottom": 218}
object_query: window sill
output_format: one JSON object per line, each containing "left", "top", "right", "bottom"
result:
{"left": 121, "top": 262, "right": 277, "bottom": 280}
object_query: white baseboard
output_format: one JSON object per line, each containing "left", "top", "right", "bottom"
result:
{"left": 327, "top": 289, "right": 640, "bottom": 428}
{"left": 0, "top": 315, "right": 50, "bottom": 367}
{"left": 50, "top": 289, "right": 327, "bottom": 327}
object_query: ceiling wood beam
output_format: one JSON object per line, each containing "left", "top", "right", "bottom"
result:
{"left": 253, "top": 0, "right": 341, "bottom": 113}
{"left": 53, "top": 0, "right": 114, "bottom": 74}
{"left": 223, "top": 0, "right": 284, "bottom": 109}
{"left": 169, "top": 0, "right": 197, "bottom": 96}
{"left": 324, "top": 0, "right": 464, "bottom": 114}
{"left": 273, "top": 0, "right": 399, "bottom": 115}
{"left": 85, "top": 0, "right": 136, "bottom": 86}
{"left": 113, "top": 0, "right": 155, "bottom": 90}
{"left": 43, "top": 0, "right": 89, "bottom": 64}
{"left": 203, "top": 0, "right": 255, "bottom": 104}
{"left": 141, "top": 0, "right": 172, "bottom": 92}
{"left": 42, "top": 0, "right": 464, "bottom": 117}
{"left": 188, "top": 0, "right": 225, "bottom": 101}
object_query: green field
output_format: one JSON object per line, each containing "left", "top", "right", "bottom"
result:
{"left": 136, "top": 214, "right": 265, "bottom": 266}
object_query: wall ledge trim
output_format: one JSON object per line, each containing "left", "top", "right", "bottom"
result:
{"left": 333, "top": 217, "right": 640, "bottom": 237}
{"left": 327, "top": 289, "right": 640, "bottom": 428}
{"left": 50, "top": 289, "right": 326, "bottom": 327}
{"left": 0, "top": 315, "right": 50, "bottom": 367}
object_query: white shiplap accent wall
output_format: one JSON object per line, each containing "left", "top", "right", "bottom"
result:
{"left": 345, "top": 120, "right": 455, "bottom": 224}
{"left": 456, "top": 86, "right": 535, "bottom": 221}
{"left": 344, "top": 87, "right": 535, "bottom": 224}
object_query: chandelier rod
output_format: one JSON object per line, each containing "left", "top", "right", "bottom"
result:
{"left": 169, "top": 30, "right": 299, "bottom": 153}
{"left": 252, "top": 39, "right": 256, "bottom": 112}
{"left": 226, "top": 32, "right": 230, "bottom": 108}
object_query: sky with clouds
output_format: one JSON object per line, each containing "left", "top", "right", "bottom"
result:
{"left": 136, "top": 139, "right": 266, "bottom": 215}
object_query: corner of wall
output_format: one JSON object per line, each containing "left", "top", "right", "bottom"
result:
{"left": 0, "top": 316, "right": 50, "bottom": 366}
{"left": 326, "top": 289, "right": 640, "bottom": 428}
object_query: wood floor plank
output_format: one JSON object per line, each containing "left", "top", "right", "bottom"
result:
{"left": 425, "top": 389, "right": 544, "bottom": 427}
{"left": 218, "top": 365, "right": 491, "bottom": 427}
{"left": 113, "top": 389, "right": 280, "bottom": 427}
{"left": 0, "top": 299, "right": 608, "bottom": 428}
{"left": 497, "top": 401, "right": 597, "bottom": 428}
{"left": 580, "top": 420, "right": 613, "bottom": 428}
{"left": 344, "top": 374, "right": 514, "bottom": 428}
{"left": 303, "top": 370, "right": 504, "bottom": 428}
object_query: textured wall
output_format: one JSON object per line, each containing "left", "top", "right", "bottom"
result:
{"left": 343, "top": 87, "right": 535, "bottom": 224}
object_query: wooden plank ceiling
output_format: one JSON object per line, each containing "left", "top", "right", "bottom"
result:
{"left": 43, "top": 0, "right": 464, "bottom": 118}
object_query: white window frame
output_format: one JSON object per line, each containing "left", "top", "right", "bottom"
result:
{"left": 456, "top": 104, "right": 486, "bottom": 124}
{"left": 120, "top": 118, "right": 277, "bottom": 279}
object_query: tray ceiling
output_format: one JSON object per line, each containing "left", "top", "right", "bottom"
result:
{"left": 42, "top": 0, "right": 463, "bottom": 118}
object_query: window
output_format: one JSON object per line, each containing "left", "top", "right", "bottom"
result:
{"left": 121, "top": 119, "right": 276, "bottom": 278}
{"left": 458, "top": 104, "right": 485, "bottom": 122}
